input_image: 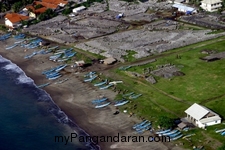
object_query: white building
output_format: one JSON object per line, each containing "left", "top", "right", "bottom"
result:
{"left": 200, "top": 0, "right": 222, "bottom": 12}
{"left": 172, "top": 3, "right": 197, "bottom": 14}
{"left": 72, "top": 6, "right": 86, "bottom": 13}
{"left": 4, "top": 13, "right": 29, "bottom": 29}
{"left": 185, "top": 103, "right": 221, "bottom": 129}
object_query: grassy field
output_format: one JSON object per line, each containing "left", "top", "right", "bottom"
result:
{"left": 108, "top": 36, "right": 225, "bottom": 149}
{"left": 125, "top": 39, "right": 225, "bottom": 115}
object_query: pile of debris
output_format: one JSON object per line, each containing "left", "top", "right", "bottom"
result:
{"left": 150, "top": 64, "right": 185, "bottom": 79}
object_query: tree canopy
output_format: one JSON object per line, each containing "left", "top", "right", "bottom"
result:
{"left": 157, "top": 116, "right": 174, "bottom": 129}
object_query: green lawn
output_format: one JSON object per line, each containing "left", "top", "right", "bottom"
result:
{"left": 111, "top": 36, "right": 225, "bottom": 150}
{"left": 127, "top": 40, "right": 225, "bottom": 103}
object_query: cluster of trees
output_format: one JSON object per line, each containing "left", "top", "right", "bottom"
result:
{"left": 0, "top": 0, "right": 10, "bottom": 12}
{"left": 78, "top": 0, "right": 104, "bottom": 8}
{"left": 157, "top": 116, "right": 175, "bottom": 129}
{"left": 38, "top": 9, "right": 57, "bottom": 21}
{"left": 12, "top": 0, "right": 35, "bottom": 12}
{"left": 62, "top": 8, "right": 72, "bottom": 15}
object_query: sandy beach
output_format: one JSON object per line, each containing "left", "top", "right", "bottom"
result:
{"left": 0, "top": 35, "right": 186, "bottom": 150}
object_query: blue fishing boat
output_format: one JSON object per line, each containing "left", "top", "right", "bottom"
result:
{"left": 84, "top": 71, "right": 96, "bottom": 77}
{"left": 84, "top": 75, "right": 98, "bottom": 82}
{"left": 133, "top": 120, "right": 149, "bottom": 129}
{"left": 55, "top": 64, "right": 67, "bottom": 72}
{"left": 5, "top": 44, "right": 18, "bottom": 50}
{"left": 122, "top": 92, "right": 134, "bottom": 97}
{"left": 48, "top": 75, "right": 62, "bottom": 80}
{"left": 57, "top": 58, "right": 69, "bottom": 62}
{"left": 99, "top": 84, "right": 114, "bottom": 90}
{"left": 24, "top": 52, "right": 37, "bottom": 59}
{"left": 14, "top": 39, "right": 25, "bottom": 44}
{"left": 171, "top": 134, "right": 183, "bottom": 141}
{"left": 137, "top": 125, "right": 151, "bottom": 134}
{"left": 156, "top": 129, "right": 171, "bottom": 135}
{"left": 49, "top": 54, "right": 62, "bottom": 61}
{"left": 135, "top": 122, "right": 151, "bottom": 131}
{"left": 54, "top": 50, "right": 66, "bottom": 55}
{"left": 48, "top": 46, "right": 59, "bottom": 50}
{"left": 94, "top": 79, "right": 108, "bottom": 86}
{"left": 14, "top": 33, "right": 25, "bottom": 39}
{"left": 114, "top": 100, "right": 129, "bottom": 107}
{"left": 46, "top": 72, "right": 60, "bottom": 78}
{"left": 221, "top": 131, "right": 225, "bottom": 136}
{"left": 95, "top": 102, "right": 111, "bottom": 108}
{"left": 92, "top": 97, "right": 108, "bottom": 104}
{"left": 129, "top": 94, "right": 142, "bottom": 99}
{"left": 37, "top": 82, "right": 50, "bottom": 88}
{"left": 162, "top": 130, "right": 179, "bottom": 136}
{"left": 169, "top": 131, "right": 181, "bottom": 138}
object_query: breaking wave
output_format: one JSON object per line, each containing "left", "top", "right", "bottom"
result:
{"left": 0, "top": 55, "right": 100, "bottom": 150}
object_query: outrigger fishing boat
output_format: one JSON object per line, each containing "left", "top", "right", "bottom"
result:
{"left": 156, "top": 129, "right": 171, "bottom": 135}
{"left": 84, "top": 71, "right": 96, "bottom": 77}
{"left": 37, "top": 82, "right": 50, "bottom": 88}
{"left": 133, "top": 120, "right": 149, "bottom": 130}
{"left": 5, "top": 44, "right": 18, "bottom": 50}
{"left": 84, "top": 75, "right": 98, "bottom": 82}
{"left": 92, "top": 97, "right": 108, "bottom": 104}
{"left": 94, "top": 79, "right": 107, "bottom": 86}
{"left": 122, "top": 92, "right": 134, "bottom": 97}
{"left": 99, "top": 84, "right": 114, "bottom": 90}
{"left": 129, "top": 94, "right": 142, "bottom": 99}
{"left": 114, "top": 100, "right": 129, "bottom": 107}
{"left": 48, "top": 75, "right": 62, "bottom": 80}
{"left": 95, "top": 102, "right": 111, "bottom": 108}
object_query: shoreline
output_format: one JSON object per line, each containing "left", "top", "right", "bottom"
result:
{"left": 0, "top": 36, "right": 185, "bottom": 150}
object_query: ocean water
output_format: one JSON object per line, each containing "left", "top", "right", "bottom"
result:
{"left": 0, "top": 55, "right": 99, "bottom": 150}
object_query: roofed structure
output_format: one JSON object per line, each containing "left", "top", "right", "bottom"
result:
{"left": 103, "top": 57, "right": 117, "bottom": 65}
{"left": 200, "top": 0, "right": 222, "bottom": 12}
{"left": 34, "top": 1, "right": 59, "bottom": 10}
{"left": 42, "top": 0, "right": 68, "bottom": 7}
{"left": 172, "top": 3, "right": 197, "bottom": 14}
{"left": 4, "top": 13, "right": 29, "bottom": 28}
{"left": 185, "top": 103, "right": 221, "bottom": 128}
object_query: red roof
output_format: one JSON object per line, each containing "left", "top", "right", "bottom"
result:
{"left": 34, "top": 1, "right": 58, "bottom": 9}
{"left": 26, "top": 5, "right": 48, "bottom": 14}
{"left": 5, "top": 13, "right": 29, "bottom": 23}
{"left": 42, "top": 0, "right": 68, "bottom": 5}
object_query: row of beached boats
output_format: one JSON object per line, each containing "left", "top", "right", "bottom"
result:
{"left": 42, "top": 64, "right": 67, "bottom": 80}
{"left": 49, "top": 48, "right": 76, "bottom": 62}
{"left": 133, "top": 120, "right": 152, "bottom": 134}
{"left": 5, "top": 36, "right": 41, "bottom": 50}
{"left": 156, "top": 128, "right": 183, "bottom": 140}
{"left": 122, "top": 92, "right": 142, "bottom": 100}
{"left": 0, "top": 33, "right": 11, "bottom": 41}
{"left": 91, "top": 97, "right": 130, "bottom": 109}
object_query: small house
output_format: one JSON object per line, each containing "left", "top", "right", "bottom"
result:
{"left": 73, "top": 6, "right": 86, "bottom": 13}
{"left": 75, "top": 60, "right": 85, "bottom": 67}
{"left": 200, "top": 0, "right": 222, "bottom": 12}
{"left": 4, "top": 13, "right": 30, "bottom": 28}
{"left": 103, "top": 57, "right": 117, "bottom": 65}
{"left": 185, "top": 103, "right": 221, "bottom": 129}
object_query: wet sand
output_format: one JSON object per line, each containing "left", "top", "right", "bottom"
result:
{"left": 0, "top": 36, "right": 186, "bottom": 150}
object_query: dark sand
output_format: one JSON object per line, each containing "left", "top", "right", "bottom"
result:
{"left": 0, "top": 36, "right": 186, "bottom": 150}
